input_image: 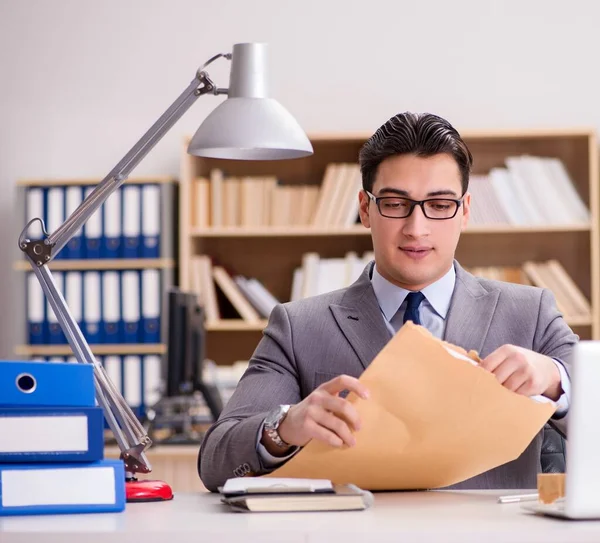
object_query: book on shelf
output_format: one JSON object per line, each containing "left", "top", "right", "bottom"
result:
{"left": 468, "top": 260, "right": 591, "bottom": 322}
{"left": 468, "top": 155, "right": 590, "bottom": 227}
{"left": 189, "top": 155, "right": 589, "bottom": 230}
{"left": 187, "top": 251, "right": 374, "bottom": 323}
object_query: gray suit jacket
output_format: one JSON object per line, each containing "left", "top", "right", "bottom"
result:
{"left": 198, "top": 261, "right": 578, "bottom": 492}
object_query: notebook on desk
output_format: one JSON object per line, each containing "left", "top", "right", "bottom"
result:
{"left": 220, "top": 477, "right": 374, "bottom": 512}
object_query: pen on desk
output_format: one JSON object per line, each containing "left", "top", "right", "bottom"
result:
{"left": 497, "top": 493, "right": 539, "bottom": 504}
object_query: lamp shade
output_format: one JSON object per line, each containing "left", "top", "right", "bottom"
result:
{"left": 188, "top": 43, "right": 313, "bottom": 160}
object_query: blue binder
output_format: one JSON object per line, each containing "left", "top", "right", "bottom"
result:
{"left": 0, "top": 360, "right": 95, "bottom": 407}
{"left": 0, "top": 406, "right": 104, "bottom": 463}
{"left": 103, "top": 187, "right": 122, "bottom": 259}
{"left": 64, "top": 186, "right": 84, "bottom": 259}
{"left": 0, "top": 459, "right": 125, "bottom": 516}
{"left": 141, "top": 184, "right": 161, "bottom": 258}
{"left": 141, "top": 269, "right": 161, "bottom": 343}
{"left": 27, "top": 273, "right": 46, "bottom": 345}
{"left": 122, "top": 185, "right": 141, "bottom": 258}
{"left": 84, "top": 187, "right": 102, "bottom": 259}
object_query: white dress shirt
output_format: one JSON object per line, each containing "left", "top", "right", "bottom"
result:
{"left": 257, "top": 262, "right": 570, "bottom": 467}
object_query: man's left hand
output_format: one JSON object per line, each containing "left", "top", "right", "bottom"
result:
{"left": 480, "top": 344, "right": 562, "bottom": 400}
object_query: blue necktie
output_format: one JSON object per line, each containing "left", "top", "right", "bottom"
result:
{"left": 403, "top": 291, "right": 425, "bottom": 326}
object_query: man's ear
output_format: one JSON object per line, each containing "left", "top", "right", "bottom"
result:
{"left": 358, "top": 191, "right": 371, "bottom": 228}
{"left": 460, "top": 192, "right": 471, "bottom": 231}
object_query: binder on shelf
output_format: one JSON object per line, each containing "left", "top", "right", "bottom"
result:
{"left": 143, "top": 355, "right": 162, "bottom": 408}
{"left": 47, "top": 271, "right": 66, "bottom": 345}
{"left": 64, "top": 185, "right": 84, "bottom": 259}
{"left": 83, "top": 271, "right": 102, "bottom": 344}
{"left": 141, "top": 269, "right": 161, "bottom": 343}
{"left": 122, "top": 271, "right": 140, "bottom": 343}
{"left": 123, "top": 355, "right": 142, "bottom": 412}
{"left": 142, "top": 184, "right": 161, "bottom": 258}
{"left": 0, "top": 360, "right": 95, "bottom": 407}
{"left": 27, "top": 273, "right": 45, "bottom": 345}
{"left": 102, "top": 271, "right": 122, "bottom": 344}
{"left": 46, "top": 187, "right": 65, "bottom": 260}
{"left": 123, "top": 185, "right": 141, "bottom": 258}
{"left": 65, "top": 271, "right": 83, "bottom": 338}
{"left": 0, "top": 406, "right": 104, "bottom": 463}
{"left": 103, "top": 187, "right": 122, "bottom": 259}
{"left": 84, "top": 187, "right": 102, "bottom": 258}
{"left": 25, "top": 187, "right": 44, "bottom": 241}
{"left": 0, "top": 459, "right": 126, "bottom": 516}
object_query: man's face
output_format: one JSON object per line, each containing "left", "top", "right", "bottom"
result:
{"left": 358, "top": 153, "right": 471, "bottom": 291}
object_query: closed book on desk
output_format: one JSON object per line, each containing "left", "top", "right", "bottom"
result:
{"left": 0, "top": 459, "right": 125, "bottom": 516}
{"left": 220, "top": 477, "right": 374, "bottom": 513}
{"left": 0, "top": 406, "right": 104, "bottom": 463}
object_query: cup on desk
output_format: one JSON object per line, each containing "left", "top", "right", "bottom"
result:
{"left": 537, "top": 473, "right": 566, "bottom": 504}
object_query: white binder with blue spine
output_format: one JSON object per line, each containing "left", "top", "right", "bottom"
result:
{"left": 27, "top": 273, "right": 46, "bottom": 345}
{"left": 0, "top": 406, "right": 104, "bottom": 463}
{"left": 0, "top": 459, "right": 126, "bottom": 516}
{"left": 0, "top": 360, "right": 95, "bottom": 407}
{"left": 46, "top": 271, "right": 65, "bottom": 344}
{"left": 84, "top": 187, "right": 102, "bottom": 259}
{"left": 141, "top": 269, "right": 161, "bottom": 343}
{"left": 103, "top": 187, "right": 122, "bottom": 258}
{"left": 122, "top": 271, "right": 140, "bottom": 343}
{"left": 83, "top": 271, "right": 102, "bottom": 344}
{"left": 123, "top": 185, "right": 141, "bottom": 258}
{"left": 64, "top": 185, "right": 84, "bottom": 259}
{"left": 141, "top": 184, "right": 161, "bottom": 258}
{"left": 102, "top": 271, "right": 121, "bottom": 343}
{"left": 46, "top": 187, "right": 65, "bottom": 260}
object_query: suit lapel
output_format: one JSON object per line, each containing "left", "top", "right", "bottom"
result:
{"left": 444, "top": 262, "right": 499, "bottom": 356}
{"left": 330, "top": 264, "right": 392, "bottom": 371}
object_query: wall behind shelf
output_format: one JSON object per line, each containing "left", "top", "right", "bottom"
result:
{"left": 2, "top": 0, "right": 600, "bottom": 357}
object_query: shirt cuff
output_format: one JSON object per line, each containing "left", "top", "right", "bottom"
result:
{"left": 551, "top": 358, "right": 571, "bottom": 418}
{"left": 256, "top": 420, "right": 300, "bottom": 468}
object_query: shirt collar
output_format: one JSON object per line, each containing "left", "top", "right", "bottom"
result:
{"left": 371, "top": 263, "right": 456, "bottom": 322}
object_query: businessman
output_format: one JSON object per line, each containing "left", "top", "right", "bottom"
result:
{"left": 199, "top": 112, "right": 577, "bottom": 492}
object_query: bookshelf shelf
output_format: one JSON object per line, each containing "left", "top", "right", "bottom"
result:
{"left": 189, "top": 224, "right": 591, "bottom": 238}
{"left": 17, "top": 176, "right": 175, "bottom": 187}
{"left": 15, "top": 344, "right": 167, "bottom": 356}
{"left": 206, "top": 320, "right": 268, "bottom": 332}
{"left": 180, "top": 129, "right": 599, "bottom": 365}
{"left": 13, "top": 258, "right": 176, "bottom": 271}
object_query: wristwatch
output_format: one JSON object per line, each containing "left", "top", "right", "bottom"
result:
{"left": 263, "top": 404, "right": 292, "bottom": 449}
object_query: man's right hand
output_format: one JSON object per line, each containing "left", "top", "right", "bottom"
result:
{"left": 262, "top": 375, "right": 370, "bottom": 456}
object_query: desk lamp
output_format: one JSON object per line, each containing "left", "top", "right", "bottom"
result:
{"left": 18, "top": 42, "right": 313, "bottom": 502}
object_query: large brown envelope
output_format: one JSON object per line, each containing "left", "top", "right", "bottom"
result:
{"left": 267, "top": 322, "right": 556, "bottom": 490}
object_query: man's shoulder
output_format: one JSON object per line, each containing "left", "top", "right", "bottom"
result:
{"left": 469, "top": 274, "right": 544, "bottom": 301}
{"left": 280, "top": 286, "right": 351, "bottom": 315}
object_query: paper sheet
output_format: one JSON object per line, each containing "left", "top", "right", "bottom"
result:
{"left": 267, "top": 323, "right": 555, "bottom": 490}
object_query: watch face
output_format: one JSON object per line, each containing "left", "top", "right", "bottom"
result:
{"left": 265, "top": 405, "right": 287, "bottom": 428}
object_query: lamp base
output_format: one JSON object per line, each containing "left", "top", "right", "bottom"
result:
{"left": 126, "top": 478, "right": 174, "bottom": 502}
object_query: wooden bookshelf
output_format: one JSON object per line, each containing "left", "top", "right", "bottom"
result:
{"left": 180, "top": 130, "right": 599, "bottom": 365}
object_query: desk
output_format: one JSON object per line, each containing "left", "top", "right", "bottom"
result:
{"left": 3, "top": 490, "right": 600, "bottom": 543}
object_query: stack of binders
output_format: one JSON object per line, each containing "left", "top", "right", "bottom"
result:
{"left": 0, "top": 360, "right": 126, "bottom": 516}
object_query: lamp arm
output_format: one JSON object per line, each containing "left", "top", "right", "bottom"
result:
{"left": 18, "top": 58, "right": 228, "bottom": 475}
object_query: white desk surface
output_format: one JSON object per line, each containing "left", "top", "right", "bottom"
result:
{"left": 3, "top": 489, "right": 600, "bottom": 543}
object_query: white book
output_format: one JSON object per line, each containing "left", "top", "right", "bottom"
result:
{"left": 123, "top": 355, "right": 142, "bottom": 408}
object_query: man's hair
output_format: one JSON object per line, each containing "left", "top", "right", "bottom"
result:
{"left": 358, "top": 112, "right": 473, "bottom": 194}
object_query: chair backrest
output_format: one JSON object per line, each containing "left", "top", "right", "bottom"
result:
{"left": 541, "top": 423, "right": 566, "bottom": 473}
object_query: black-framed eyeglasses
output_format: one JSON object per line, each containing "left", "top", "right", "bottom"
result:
{"left": 365, "top": 191, "right": 464, "bottom": 220}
